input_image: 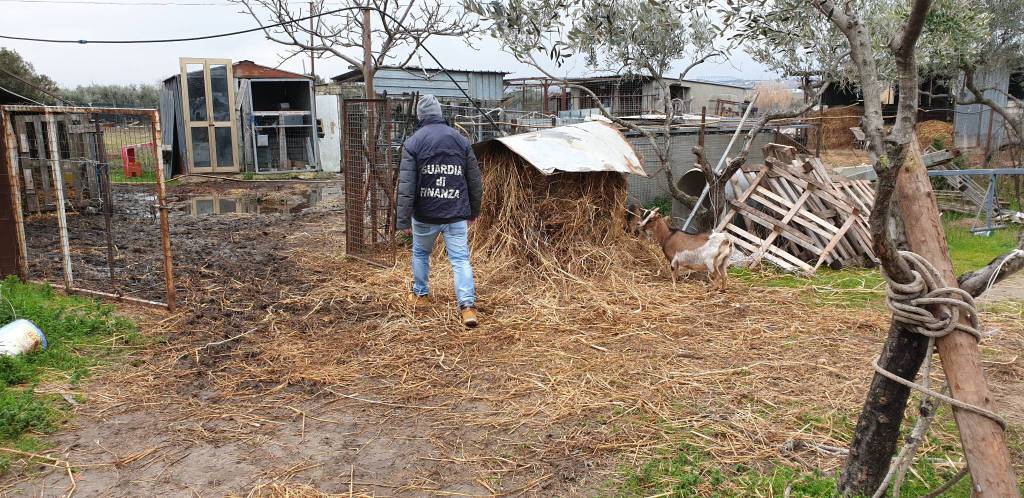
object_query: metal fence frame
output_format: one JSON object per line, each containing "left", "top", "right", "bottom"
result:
{"left": 342, "top": 98, "right": 418, "bottom": 267}
{"left": 0, "top": 105, "right": 176, "bottom": 310}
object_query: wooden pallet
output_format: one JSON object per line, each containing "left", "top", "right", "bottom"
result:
{"left": 717, "top": 144, "right": 876, "bottom": 273}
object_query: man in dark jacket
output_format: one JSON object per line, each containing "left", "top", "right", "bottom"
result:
{"left": 396, "top": 95, "right": 483, "bottom": 327}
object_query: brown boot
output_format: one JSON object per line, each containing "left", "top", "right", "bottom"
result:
{"left": 408, "top": 293, "right": 429, "bottom": 307}
{"left": 460, "top": 307, "right": 479, "bottom": 328}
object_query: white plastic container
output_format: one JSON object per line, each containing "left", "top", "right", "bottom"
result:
{"left": 0, "top": 319, "right": 47, "bottom": 356}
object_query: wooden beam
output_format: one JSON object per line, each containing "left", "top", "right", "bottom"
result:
{"left": 894, "top": 140, "right": 1019, "bottom": 497}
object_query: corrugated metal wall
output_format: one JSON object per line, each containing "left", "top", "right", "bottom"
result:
{"left": 466, "top": 72, "right": 505, "bottom": 102}
{"left": 372, "top": 68, "right": 504, "bottom": 101}
{"left": 955, "top": 67, "right": 1010, "bottom": 149}
{"left": 625, "top": 130, "right": 772, "bottom": 211}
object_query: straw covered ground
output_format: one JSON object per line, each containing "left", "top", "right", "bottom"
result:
{"left": 5, "top": 181, "right": 1024, "bottom": 496}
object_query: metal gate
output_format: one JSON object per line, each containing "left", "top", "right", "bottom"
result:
{"left": 1, "top": 105, "right": 176, "bottom": 310}
{"left": 342, "top": 98, "right": 417, "bottom": 266}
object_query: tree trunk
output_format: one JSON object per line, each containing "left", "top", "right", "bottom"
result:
{"left": 840, "top": 142, "right": 1020, "bottom": 497}
{"left": 838, "top": 323, "right": 929, "bottom": 495}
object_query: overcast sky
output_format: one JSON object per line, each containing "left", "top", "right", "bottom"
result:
{"left": 1, "top": 0, "right": 778, "bottom": 87}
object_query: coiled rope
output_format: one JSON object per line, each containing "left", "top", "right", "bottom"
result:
{"left": 869, "top": 250, "right": 1007, "bottom": 498}
{"left": 873, "top": 250, "right": 1006, "bottom": 429}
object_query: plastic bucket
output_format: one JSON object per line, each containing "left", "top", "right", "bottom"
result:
{"left": 0, "top": 319, "right": 47, "bottom": 356}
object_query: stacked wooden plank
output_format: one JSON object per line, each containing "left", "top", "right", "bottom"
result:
{"left": 716, "top": 144, "right": 876, "bottom": 273}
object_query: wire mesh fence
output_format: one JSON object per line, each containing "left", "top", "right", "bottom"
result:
{"left": 252, "top": 113, "right": 317, "bottom": 171}
{"left": 342, "top": 98, "right": 417, "bottom": 266}
{"left": 1, "top": 105, "right": 175, "bottom": 309}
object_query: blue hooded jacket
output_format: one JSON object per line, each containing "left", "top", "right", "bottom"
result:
{"left": 396, "top": 109, "right": 482, "bottom": 229}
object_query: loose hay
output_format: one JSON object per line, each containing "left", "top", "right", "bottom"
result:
{"left": 20, "top": 185, "right": 1024, "bottom": 496}
{"left": 471, "top": 146, "right": 631, "bottom": 276}
{"left": 808, "top": 106, "right": 865, "bottom": 150}
{"left": 917, "top": 119, "right": 955, "bottom": 149}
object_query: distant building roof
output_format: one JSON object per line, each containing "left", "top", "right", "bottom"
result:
{"left": 332, "top": 65, "right": 509, "bottom": 83}
{"left": 559, "top": 74, "right": 751, "bottom": 90}
{"left": 233, "top": 60, "right": 310, "bottom": 80}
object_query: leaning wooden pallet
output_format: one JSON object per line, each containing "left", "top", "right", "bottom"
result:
{"left": 716, "top": 146, "right": 876, "bottom": 273}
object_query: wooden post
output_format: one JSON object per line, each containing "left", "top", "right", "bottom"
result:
{"left": 816, "top": 102, "right": 824, "bottom": 158}
{"left": 1, "top": 110, "right": 28, "bottom": 280}
{"left": 894, "top": 140, "right": 1018, "bottom": 497}
{"left": 844, "top": 139, "right": 1021, "bottom": 495}
{"left": 362, "top": 8, "right": 374, "bottom": 100}
{"left": 150, "top": 110, "right": 177, "bottom": 311}
{"left": 44, "top": 111, "right": 73, "bottom": 291}
{"left": 309, "top": 1, "right": 316, "bottom": 80}
{"left": 699, "top": 106, "right": 706, "bottom": 148}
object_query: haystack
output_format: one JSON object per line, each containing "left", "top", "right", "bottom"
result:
{"left": 808, "top": 105, "right": 865, "bottom": 150}
{"left": 917, "top": 119, "right": 954, "bottom": 149}
{"left": 470, "top": 121, "right": 646, "bottom": 275}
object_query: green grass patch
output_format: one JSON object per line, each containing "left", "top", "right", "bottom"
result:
{"left": 942, "top": 219, "right": 1020, "bottom": 276}
{"left": 732, "top": 266, "right": 886, "bottom": 309}
{"left": 0, "top": 277, "right": 137, "bottom": 454}
{"left": 734, "top": 219, "right": 1019, "bottom": 309}
{"left": 610, "top": 435, "right": 973, "bottom": 497}
{"left": 109, "top": 168, "right": 158, "bottom": 184}
{"left": 645, "top": 196, "right": 673, "bottom": 215}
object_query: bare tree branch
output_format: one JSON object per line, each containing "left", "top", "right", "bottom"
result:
{"left": 959, "top": 232, "right": 1024, "bottom": 297}
{"left": 233, "top": 0, "right": 480, "bottom": 85}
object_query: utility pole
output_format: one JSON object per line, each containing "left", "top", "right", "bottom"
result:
{"left": 362, "top": 8, "right": 374, "bottom": 99}
{"left": 309, "top": 1, "right": 315, "bottom": 81}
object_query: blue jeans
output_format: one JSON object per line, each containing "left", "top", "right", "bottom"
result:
{"left": 411, "top": 218, "right": 476, "bottom": 308}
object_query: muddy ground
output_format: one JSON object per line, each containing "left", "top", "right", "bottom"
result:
{"left": 4, "top": 178, "right": 1024, "bottom": 497}
{"left": 22, "top": 179, "right": 342, "bottom": 302}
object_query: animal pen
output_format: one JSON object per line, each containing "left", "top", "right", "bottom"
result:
{"left": 0, "top": 105, "right": 176, "bottom": 310}
{"left": 160, "top": 59, "right": 319, "bottom": 176}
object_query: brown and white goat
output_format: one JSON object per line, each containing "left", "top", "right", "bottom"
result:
{"left": 637, "top": 208, "right": 733, "bottom": 290}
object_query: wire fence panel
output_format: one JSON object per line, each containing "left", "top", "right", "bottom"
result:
{"left": 253, "top": 113, "right": 317, "bottom": 172}
{"left": 2, "top": 105, "right": 175, "bottom": 309}
{"left": 343, "top": 98, "right": 417, "bottom": 267}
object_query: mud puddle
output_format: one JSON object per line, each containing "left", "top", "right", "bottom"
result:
{"left": 175, "top": 185, "right": 343, "bottom": 217}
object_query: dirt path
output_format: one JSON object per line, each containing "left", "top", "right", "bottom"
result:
{"left": 4, "top": 179, "right": 1024, "bottom": 496}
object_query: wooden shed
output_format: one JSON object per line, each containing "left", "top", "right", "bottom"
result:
{"left": 160, "top": 59, "right": 319, "bottom": 176}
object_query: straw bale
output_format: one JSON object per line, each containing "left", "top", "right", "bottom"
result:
{"left": 808, "top": 106, "right": 865, "bottom": 150}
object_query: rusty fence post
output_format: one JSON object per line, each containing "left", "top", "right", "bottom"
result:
{"left": 149, "top": 110, "right": 176, "bottom": 312}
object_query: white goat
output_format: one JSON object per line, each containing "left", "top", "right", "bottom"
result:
{"left": 637, "top": 208, "right": 733, "bottom": 290}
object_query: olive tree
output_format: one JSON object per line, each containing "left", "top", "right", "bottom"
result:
{"left": 730, "top": 0, "right": 1020, "bottom": 495}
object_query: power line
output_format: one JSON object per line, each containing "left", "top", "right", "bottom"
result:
{"left": 0, "top": 6, "right": 355, "bottom": 44}
{"left": 0, "top": 6, "right": 502, "bottom": 131}
{"left": 0, "top": 83, "right": 45, "bottom": 105}
{"left": 0, "top": 0, "right": 231, "bottom": 5}
{"left": 0, "top": 67, "right": 74, "bottom": 105}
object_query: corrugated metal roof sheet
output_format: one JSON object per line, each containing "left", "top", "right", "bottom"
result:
{"left": 475, "top": 121, "right": 647, "bottom": 176}
{"left": 332, "top": 65, "right": 509, "bottom": 82}
{"left": 233, "top": 61, "right": 310, "bottom": 80}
